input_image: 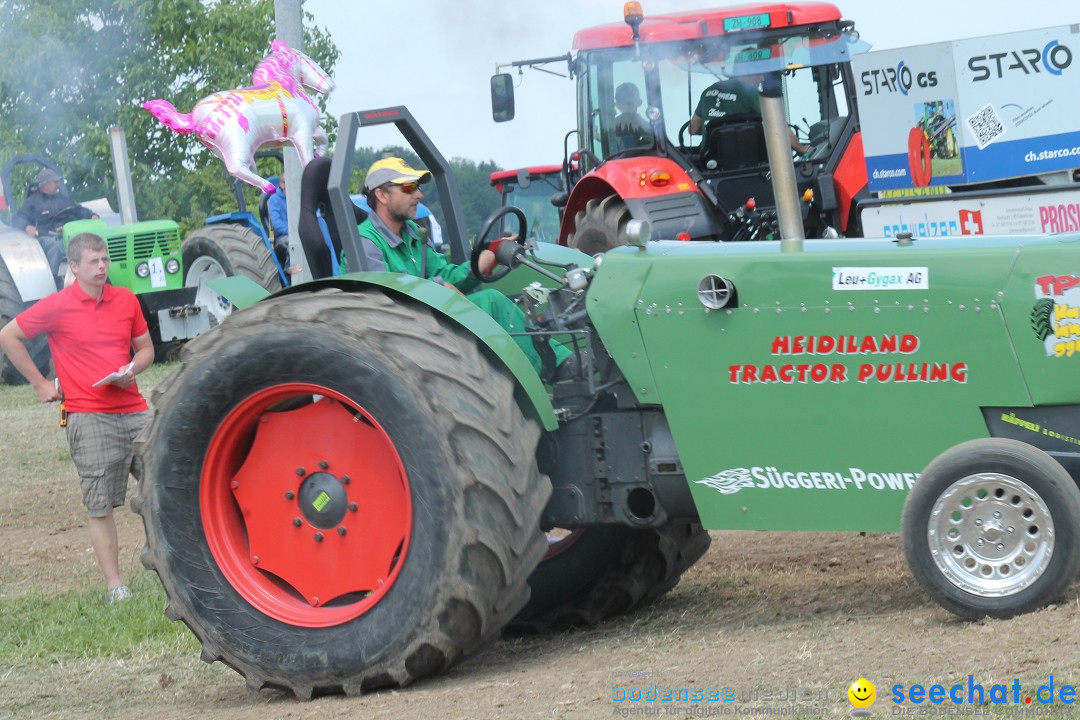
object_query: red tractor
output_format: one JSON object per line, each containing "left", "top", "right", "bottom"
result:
{"left": 491, "top": 2, "right": 872, "bottom": 250}
{"left": 489, "top": 164, "right": 565, "bottom": 244}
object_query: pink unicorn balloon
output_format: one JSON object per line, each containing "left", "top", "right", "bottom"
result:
{"left": 143, "top": 40, "right": 334, "bottom": 195}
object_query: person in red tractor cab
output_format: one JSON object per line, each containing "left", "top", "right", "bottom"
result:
{"left": 11, "top": 167, "right": 99, "bottom": 273}
{"left": 613, "top": 82, "right": 652, "bottom": 151}
{"left": 689, "top": 74, "right": 811, "bottom": 156}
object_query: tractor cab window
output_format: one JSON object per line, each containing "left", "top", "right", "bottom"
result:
{"left": 577, "top": 30, "right": 860, "bottom": 171}
{"left": 657, "top": 44, "right": 852, "bottom": 165}
{"left": 580, "top": 53, "right": 652, "bottom": 162}
{"left": 497, "top": 172, "right": 564, "bottom": 245}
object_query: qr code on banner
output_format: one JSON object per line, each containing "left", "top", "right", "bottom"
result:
{"left": 967, "top": 103, "right": 1005, "bottom": 149}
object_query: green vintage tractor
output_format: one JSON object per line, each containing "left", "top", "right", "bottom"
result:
{"left": 0, "top": 148, "right": 209, "bottom": 381}
{"left": 133, "top": 105, "right": 1080, "bottom": 698}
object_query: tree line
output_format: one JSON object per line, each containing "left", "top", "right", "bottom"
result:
{"left": 0, "top": 0, "right": 505, "bottom": 241}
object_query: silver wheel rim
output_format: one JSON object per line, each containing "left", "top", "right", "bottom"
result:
{"left": 185, "top": 255, "right": 232, "bottom": 326}
{"left": 929, "top": 473, "right": 1054, "bottom": 597}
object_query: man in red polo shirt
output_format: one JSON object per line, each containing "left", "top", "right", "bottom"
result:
{"left": 0, "top": 232, "right": 154, "bottom": 603}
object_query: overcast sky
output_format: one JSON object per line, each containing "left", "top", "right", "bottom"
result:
{"left": 302, "top": 0, "right": 1078, "bottom": 170}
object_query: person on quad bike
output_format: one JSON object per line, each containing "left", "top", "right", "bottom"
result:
{"left": 356, "top": 157, "right": 575, "bottom": 379}
{"left": 11, "top": 168, "right": 98, "bottom": 273}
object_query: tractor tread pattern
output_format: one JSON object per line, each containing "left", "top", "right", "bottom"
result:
{"left": 133, "top": 288, "right": 549, "bottom": 697}
{"left": 0, "top": 258, "right": 50, "bottom": 384}
{"left": 511, "top": 523, "right": 711, "bottom": 633}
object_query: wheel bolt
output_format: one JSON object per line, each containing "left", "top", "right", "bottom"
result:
{"left": 997, "top": 543, "right": 1005, "bottom": 550}
{"left": 993, "top": 511, "right": 1002, "bottom": 519}
{"left": 310, "top": 596, "right": 320, "bottom": 606}
{"left": 285, "top": 491, "right": 295, "bottom": 500}
{"left": 251, "top": 555, "right": 259, "bottom": 565}
{"left": 337, "top": 526, "right": 346, "bottom": 536}
{"left": 974, "top": 519, "right": 983, "bottom": 526}
{"left": 319, "top": 460, "right": 329, "bottom": 470}
{"left": 314, "top": 532, "right": 324, "bottom": 542}
{"left": 292, "top": 517, "right": 302, "bottom": 527}
{"left": 977, "top": 539, "right": 984, "bottom": 546}
{"left": 230, "top": 480, "right": 239, "bottom": 489}
{"left": 1008, "top": 527, "right": 1015, "bottom": 533}
{"left": 296, "top": 467, "right": 306, "bottom": 477}
{"left": 341, "top": 475, "right": 351, "bottom": 485}
{"left": 348, "top": 502, "right": 358, "bottom": 512}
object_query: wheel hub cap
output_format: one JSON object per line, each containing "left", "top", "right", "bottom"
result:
{"left": 929, "top": 473, "right": 1053, "bottom": 597}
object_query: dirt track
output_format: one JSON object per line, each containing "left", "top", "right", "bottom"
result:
{"left": 7, "top": 490, "right": 1080, "bottom": 720}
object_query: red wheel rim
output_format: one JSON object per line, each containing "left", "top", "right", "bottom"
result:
{"left": 201, "top": 383, "right": 411, "bottom": 627}
{"left": 908, "top": 126, "right": 932, "bottom": 187}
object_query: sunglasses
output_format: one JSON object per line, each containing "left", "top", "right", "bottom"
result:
{"left": 395, "top": 182, "right": 421, "bottom": 195}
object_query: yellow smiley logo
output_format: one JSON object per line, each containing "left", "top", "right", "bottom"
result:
{"left": 848, "top": 678, "right": 876, "bottom": 709}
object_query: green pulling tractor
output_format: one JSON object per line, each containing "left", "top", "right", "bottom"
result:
{"left": 133, "top": 101, "right": 1080, "bottom": 698}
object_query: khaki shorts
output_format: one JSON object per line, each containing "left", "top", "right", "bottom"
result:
{"left": 65, "top": 410, "right": 152, "bottom": 517}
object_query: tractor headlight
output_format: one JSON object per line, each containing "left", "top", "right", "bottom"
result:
{"left": 135, "top": 262, "right": 150, "bottom": 278}
{"left": 165, "top": 258, "right": 180, "bottom": 274}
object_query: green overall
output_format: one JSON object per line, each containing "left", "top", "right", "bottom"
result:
{"left": 356, "top": 218, "right": 572, "bottom": 376}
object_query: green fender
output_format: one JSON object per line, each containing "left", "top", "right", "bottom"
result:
{"left": 208, "top": 272, "right": 559, "bottom": 430}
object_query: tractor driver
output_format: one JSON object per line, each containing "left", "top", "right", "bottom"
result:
{"left": 613, "top": 82, "right": 652, "bottom": 151}
{"left": 689, "top": 74, "right": 810, "bottom": 155}
{"left": 356, "top": 157, "right": 575, "bottom": 380}
{"left": 12, "top": 168, "right": 99, "bottom": 274}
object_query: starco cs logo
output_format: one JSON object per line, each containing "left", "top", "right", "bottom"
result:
{"left": 860, "top": 60, "right": 938, "bottom": 95}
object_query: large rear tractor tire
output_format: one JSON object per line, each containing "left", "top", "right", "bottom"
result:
{"left": 0, "top": 259, "right": 50, "bottom": 385}
{"left": 182, "top": 223, "right": 281, "bottom": 328}
{"left": 567, "top": 194, "right": 632, "bottom": 255}
{"left": 132, "top": 288, "right": 550, "bottom": 697}
{"left": 510, "top": 522, "right": 711, "bottom": 632}
{"left": 902, "top": 438, "right": 1080, "bottom": 619}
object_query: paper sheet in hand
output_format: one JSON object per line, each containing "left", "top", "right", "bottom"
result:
{"left": 92, "top": 362, "right": 134, "bottom": 388}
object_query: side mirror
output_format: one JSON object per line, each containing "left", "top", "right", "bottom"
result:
{"left": 491, "top": 73, "right": 515, "bottom": 123}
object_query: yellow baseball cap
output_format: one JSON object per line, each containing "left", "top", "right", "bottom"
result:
{"left": 363, "top": 157, "right": 433, "bottom": 193}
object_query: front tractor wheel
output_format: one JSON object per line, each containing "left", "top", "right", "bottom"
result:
{"left": 133, "top": 289, "right": 550, "bottom": 697}
{"left": 901, "top": 438, "right": 1080, "bottom": 619}
{"left": 567, "top": 194, "right": 632, "bottom": 255}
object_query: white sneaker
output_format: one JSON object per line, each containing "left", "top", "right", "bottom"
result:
{"left": 107, "top": 584, "right": 133, "bottom": 604}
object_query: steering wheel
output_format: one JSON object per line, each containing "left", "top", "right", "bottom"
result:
{"left": 471, "top": 206, "right": 527, "bottom": 283}
{"left": 38, "top": 205, "right": 86, "bottom": 235}
{"left": 677, "top": 120, "right": 694, "bottom": 151}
